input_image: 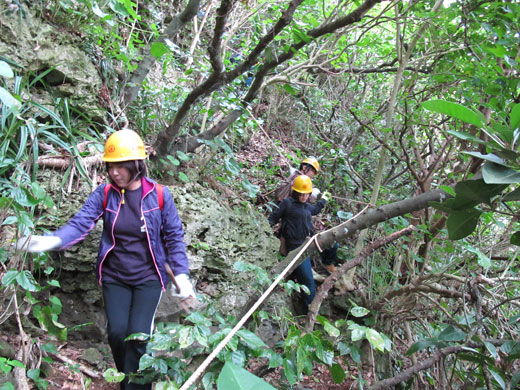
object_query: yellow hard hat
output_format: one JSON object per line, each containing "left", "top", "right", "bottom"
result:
{"left": 292, "top": 175, "right": 313, "bottom": 194}
{"left": 102, "top": 129, "right": 147, "bottom": 162}
{"left": 301, "top": 157, "right": 320, "bottom": 173}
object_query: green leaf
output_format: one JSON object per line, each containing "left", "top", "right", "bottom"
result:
{"left": 365, "top": 328, "right": 385, "bottom": 352}
{"left": 217, "top": 362, "right": 276, "bottom": 390}
{"left": 150, "top": 42, "right": 169, "bottom": 59}
{"left": 92, "top": 2, "right": 109, "bottom": 18}
{"left": 329, "top": 363, "right": 346, "bottom": 384}
{"left": 155, "top": 381, "right": 178, "bottom": 390}
{"left": 511, "top": 103, "right": 520, "bottom": 129}
{"left": 260, "top": 349, "right": 283, "bottom": 368}
{"left": 438, "top": 325, "right": 466, "bottom": 342}
{"left": 16, "top": 270, "right": 39, "bottom": 291}
{"left": 482, "top": 162, "right": 520, "bottom": 184}
{"left": 511, "top": 370, "right": 520, "bottom": 390}
{"left": 47, "top": 280, "right": 61, "bottom": 287}
{"left": 296, "top": 344, "right": 307, "bottom": 375}
{"left": 236, "top": 329, "right": 267, "bottom": 350}
{"left": 464, "top": 152, "right": 507, "bottom": 166}
{"left": 439, "top": 185, "right": 455, "bottom": 197}
{"left": 176, "top": 151, "right": 190, "bottom": 162}
{"left": 488, "top": 369, "right": 506, "bottom": 390}
{"left": 406, "top": 339, "right": 437, "bottom": 355}
{"left": 446, "top": 130, "right": 486, "bottom": 145}
{"left": 484, "top": 341, "right": 498, "bottom": 359}
{"left": 283, "top": 84, "right": 297, "bottom": 95}
{"left": 446, "top": 209, "right": 482, "bottom": 240}
{"left": 0, "top": 381, "right": 15, "bottom": 389}
{"left": 316, "top": 315, "right": 340, "bottom": 337}
{"left": 2, "top": 216, "right": 17, "bottom": 226}
{"left": 453, "top": 179, "right": 506, "bottom": 208}
{"left": 178, "top": 172, "right": 189, "bottom": 183}
{"left": 422, "top": 100, "right": 483, "bottom": 128}
{"left": 0, "top": 87, "right": 20, "bottom": 110}
{"left": 125, "top": 332, "right": 149, "bottom": 341}
{"left": 349, "top": 323, "right": 366, "bottom": 342}
{"left": 503, "top": 188, "right": 520, "bottom": 201}
{"left": 350, "top": 305, "right": 370, "bottom": 318}
{"left": 0, "top": 61, "right": 14, "bottom": 78}
{"left": 337, "top": 210, "right": 353, "bottom": 219}
{"left": 178, "top": 327, "right": 194, "bottom": 349}
{"left": 511, "top": 231, "right": 520, "bottom": 246}
{"left": 103, "top": 367, "right": 125, "bottom": 383}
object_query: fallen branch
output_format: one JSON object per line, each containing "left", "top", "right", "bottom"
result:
{"left": 54, "top": 353, "right": 100, "bottom": 378}
{"left": 305, "top": 226, "right": 416, "bottom": 331}
{"left": 367, "top": 346, "right": 463, "bottom": 390}
{"left": 37, "top": 154, "right": 103, "bottom": 169}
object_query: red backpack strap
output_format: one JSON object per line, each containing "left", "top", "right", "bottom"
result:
{"left": 103, "top": 184, "right": 112, "bottom": 210}
{"left": 156, "top": 184, "right": 164, "bottom": 210}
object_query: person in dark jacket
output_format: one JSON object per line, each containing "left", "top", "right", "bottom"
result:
{"left": 273, "top": 157, "right": 339, "bottom": 274}
{"left": 268, "top": 175, "right": 331, "bottom": 313}
{"left": 17, "top": 129, "right": 196, "bottom": 390}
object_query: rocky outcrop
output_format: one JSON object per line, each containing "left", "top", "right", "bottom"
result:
{"left": 0, "top": 3, "right": 104, "bottom": 118}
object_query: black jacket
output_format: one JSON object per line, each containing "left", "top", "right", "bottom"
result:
{"left": 268, "top": 197, "right": 325, "bottom": 249}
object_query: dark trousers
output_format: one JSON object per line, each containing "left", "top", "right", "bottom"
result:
{"left": 103, "top": 280, "right": 162, "bottom": 390}
{"left": 292, "top": 257, "right": 316, "bottom": 308}
{"left": 288, "top": 242, "right": 339, "bottom": 311}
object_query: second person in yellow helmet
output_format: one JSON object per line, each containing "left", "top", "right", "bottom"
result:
{"left": 17, "top": 129, "right": 195, "bottom": 390}
{"left": 268, "top": 175, "right": 328, "bottom": 314}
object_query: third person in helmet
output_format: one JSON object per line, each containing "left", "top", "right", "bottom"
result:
{"left": 274, "top": 157, "right": 320, "bottom": 203}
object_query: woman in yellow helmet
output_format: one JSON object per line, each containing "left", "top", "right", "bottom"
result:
{"left": 17, "top": 129, "right": 195, "bottom": 390}
{"left": 268, "top": 175, "right": 330, "bottom": 313}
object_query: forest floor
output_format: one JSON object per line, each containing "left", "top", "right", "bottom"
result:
{"left": 2, "top": 331, "right": 358, "bottom": 389}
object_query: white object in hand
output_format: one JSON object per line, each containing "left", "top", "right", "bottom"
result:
{"left": 170, "top": 273, "right": 197, "bottom": 299}
{"left": 289, "top": 166, "right": 298, "bottom": 175}
{"left": 16, "top": 235, "right": 62, "bottom": 253}
{"left": 311, "top": 188, "right": 321, "bottom": 197}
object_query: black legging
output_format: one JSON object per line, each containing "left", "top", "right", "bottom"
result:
{"left": 103, "top": 280, "right": 162, "bottom": 390}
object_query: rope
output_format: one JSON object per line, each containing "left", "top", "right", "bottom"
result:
{"left": 178, "top": 236, "right": 316, "bottom": 390}
{"left": 179, "top": 203, "right": 370, "bottom": 389}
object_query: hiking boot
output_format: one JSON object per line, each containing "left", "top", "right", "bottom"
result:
{"left": 324, "top": 264, "right": 337, "bottom": 274}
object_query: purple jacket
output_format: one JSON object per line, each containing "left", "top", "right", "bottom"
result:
{"left": 53, "top": 177, "right": 189, "bottom": 290}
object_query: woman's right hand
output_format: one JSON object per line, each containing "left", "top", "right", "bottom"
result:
{"left": 16, "top": 236, "right": 62, "bottom": 253}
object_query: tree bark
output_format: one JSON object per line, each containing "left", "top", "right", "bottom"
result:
{"left": 367, "top": 346, "right": 463, "bottom": 390}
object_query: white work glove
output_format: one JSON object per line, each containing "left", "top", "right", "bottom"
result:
{"left": 169, "top": 273, "right": 197, "bottom": 299}
{"left": 321, "top": 191, "right": 332, "bottom": 202}
{"left": 16, "top": 235, "right": 62, "bottom": 253}
{"left": 311, "top": 188, "right": 321, "bottom": 198}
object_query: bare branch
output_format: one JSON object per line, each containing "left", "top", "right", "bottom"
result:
{"left": 123, "top": 0, "right": 201, "bottom": 106}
